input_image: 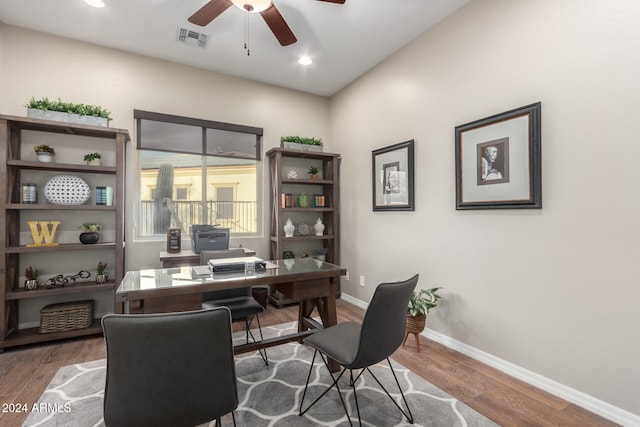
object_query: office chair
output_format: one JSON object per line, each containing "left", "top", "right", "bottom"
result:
{"left": 299, "top": 274, "right": 419, "bottom": 426}
{"left": 201, "top": 249, "right": 268, "bottom": 365}
{"left": 102, "top": 308, "right": 238, "bottom": 427}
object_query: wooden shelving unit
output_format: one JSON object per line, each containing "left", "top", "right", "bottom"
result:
{"left": 267, "top": 148, "right": 340, "bottom": 307}
{"left": 0, "top": 114, "right": 129, "bottom": 352}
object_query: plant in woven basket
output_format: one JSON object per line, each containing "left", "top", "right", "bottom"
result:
{"left": 406, "top": 287, "right": 443, "bottom": 334}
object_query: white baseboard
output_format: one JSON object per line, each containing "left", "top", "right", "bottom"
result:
{"left": 340, "top": 292, "right": 640, "bottom": 427}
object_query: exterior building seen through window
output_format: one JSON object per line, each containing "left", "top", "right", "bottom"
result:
{"left": 135, "top": 110, "right": 262, "bottom": 238}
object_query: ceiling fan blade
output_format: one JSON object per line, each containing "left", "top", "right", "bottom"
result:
{"left": 316, "top": 0, "right": 346, "bottom": 4}
{"left": 188, "top": 0, "right": 233, "bottom": 26}
{"left": 260, "top": 4, "right": 297, "bottom": 46}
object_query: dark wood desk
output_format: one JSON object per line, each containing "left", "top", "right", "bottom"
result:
{"left": 116, "top": 259, "right": 345, "bottom": 366}
{"left": 159, "top": 248, "right": 257, "bottom": 268}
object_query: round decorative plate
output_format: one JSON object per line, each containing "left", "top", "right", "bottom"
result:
{"left": 297, "top": 222, "right": 310, "bottom": 236}
{"left": 44, "top": 175, "right": 91, "bottom": 205}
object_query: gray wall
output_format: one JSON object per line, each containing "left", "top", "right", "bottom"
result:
{"left": 330, "top": 0, "right": 640, "bottom": 417}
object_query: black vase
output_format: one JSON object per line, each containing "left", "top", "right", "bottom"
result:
{"left": 79, "top": 232, "right": 100, "bottom": 244}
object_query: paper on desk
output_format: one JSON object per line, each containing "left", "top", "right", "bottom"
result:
{"left": 265, "top": 261, "right": 279, "bottom": 269}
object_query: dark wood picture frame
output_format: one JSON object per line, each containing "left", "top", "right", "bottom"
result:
{"left": 455, "top": 102, "right": 541, "bottom": 210}
{"left": 372, "top": 140, "right": 415, "bottom": 211}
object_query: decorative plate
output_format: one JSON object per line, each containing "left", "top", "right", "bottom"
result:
{"left": 297, "top": 222, "right": 310, "bottom": 236}
{"left": 44, "top": 175, "right": 91, "bottom": 205}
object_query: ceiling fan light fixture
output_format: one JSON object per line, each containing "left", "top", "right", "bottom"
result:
{"left": 83, "top": 0, "right": 105, "bottom": 8}
{"left": 231, "top": 0, "right": 272, "bottom": 13}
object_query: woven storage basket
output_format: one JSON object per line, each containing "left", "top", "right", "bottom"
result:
{"left": 406, "top": 314, "right": 427, "bottom": 334}
{"left": 39, "top": 300, "right": 94, "bottom": 334}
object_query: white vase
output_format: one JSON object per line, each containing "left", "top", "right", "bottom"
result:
{"left": 36, "top": 152, "right": 54, "bottom": 163}
{"left": 284, "top": 218, "right": 295, "bottom": 237}
{"left": 314, "top": 218, "right": 325, "bottom": 236}
{"left": 86, "top": 158, "right": 101, "bottom": 166}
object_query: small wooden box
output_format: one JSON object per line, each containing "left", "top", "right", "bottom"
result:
{"left": 39, "top": 300, "right": 94, "bottom": 334}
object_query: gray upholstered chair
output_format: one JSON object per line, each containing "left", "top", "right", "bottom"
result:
{"left": 201, "top": 249, "right": 268, "bottom": 365}
{"left": 102, "top": 307, "right": 238, "bottom": 427}
{"left": 299, "top": 274, "right": 419, "bottom": 426}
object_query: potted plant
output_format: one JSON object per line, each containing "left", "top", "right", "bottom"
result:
{"left": 25, "top": 97, "right": 112, "bottom": 127}
{"left": 405, "top": 287, "right": 443, "bottom": 352}
{"left": 308, "top": 166, "right": 319, "bottom": 180}
{"left": 24, "top": 266, "right": 40, "bottom": 290}
{"left": 84, "top": 152, "right": 102, "bottom": 166}
{"left": 79, "top": 222, "right": 102, "bottom": 244}
{"left": 280, "top": 135, "right": 323, "bottom": 152}
{"left": 96, "top": 261, "right": 108, "bottom": 284}
{"left": 34, "top": 144, "right": 55, "bottom": 162}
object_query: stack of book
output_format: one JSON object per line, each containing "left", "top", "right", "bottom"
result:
{"left": 96, "top": 186, "right": 114, "bottom": 206}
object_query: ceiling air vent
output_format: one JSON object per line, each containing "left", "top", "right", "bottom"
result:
{"left": 176, "top": 27, "right": 209, "bottom": 48}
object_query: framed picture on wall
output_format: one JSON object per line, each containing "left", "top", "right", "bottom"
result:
{"left": 455, "top": 102, "right": 541, "bottom": 210}
{"left": 372, "top": 140, "right": 414, "bottom": 211}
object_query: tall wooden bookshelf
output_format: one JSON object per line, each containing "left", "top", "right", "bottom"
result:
{"left": 267, "top": 147, "right": 340, "bottom": 307}
{"left": 0, "top": 114, "right": 129, "bottom": 351}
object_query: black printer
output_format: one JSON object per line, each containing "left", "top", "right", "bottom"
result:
{"left": 190, "top": 224, "right": 230, "bottom": 254}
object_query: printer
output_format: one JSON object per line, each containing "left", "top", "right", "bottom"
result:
{"left": 190, "top": 224, "right": 230, "bottom": 254}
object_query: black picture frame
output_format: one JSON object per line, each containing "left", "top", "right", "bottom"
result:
{"left": 455, "top": 102, "right": 541, "bottom": 210}
{"left": 372, "top": 140, "right": 415, "bottom": 211}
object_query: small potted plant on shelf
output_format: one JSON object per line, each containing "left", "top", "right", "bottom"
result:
{"left": 79, "top": 222, "right": 102, "bottom": 244}
{"left": 96, "top": 261, "right": 108, "bottom": 284}
{"left": 24, "top": 266, "right": 40, "bottom": 290}
{"left": 34, "top": 144, "right": 55, "bottom": 162}
{"left": 83, "top": 152, "right": 102, "bottom": 166}
{"left": 308, "top": 166, "right": 319, "bottom": 180}
{"left": 280, "top": 135, "right": 323, "bottom": 152}
{"left": 405, "top": 287, "right": 443, "bottom": 352}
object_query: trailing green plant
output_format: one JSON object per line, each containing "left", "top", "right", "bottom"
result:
{"left": 97, "top": 261, "right": 107, "bottom": 275}
{"left": 84, "top": 152, "right": 102, "bottom": 162}
{"left": 79, "top": 222, "right": 102, "bottom": 232}
{"left": 25, "top": 266, "right": 40, "bottom": 280}
{"left": 34, "top": 144, "right": 55, "bottom": 154}
{"left": 308, "top": 166, "right": 319, "bottom": 175}
{"left": 26, "top": 97, "right": 112, "bottom": 120}
{"left": 280, "top": 135, "right": 323, "bottom": 146}
{"left": 407, "top": 287, "right": 443, "bottom": 316}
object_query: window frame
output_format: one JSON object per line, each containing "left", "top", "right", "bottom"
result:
{"left": 134, "top": 110, "right": 263, "bottom": 240}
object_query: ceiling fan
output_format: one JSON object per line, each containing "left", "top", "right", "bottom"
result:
{"left": 188, "top": 0, "right": 345, "bottom": 47}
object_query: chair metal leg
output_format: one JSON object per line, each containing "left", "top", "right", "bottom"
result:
{"left": 245, "top": 314, "right": 268, "bottom": 365}
{"left": 363, "top": 358, "right": 414, "bottom": 424}
{"left": 350, "top": 369, "right": 362, "bottom": 426}
{"left": 299, "top": 350, "right": 352, "bottom": 426}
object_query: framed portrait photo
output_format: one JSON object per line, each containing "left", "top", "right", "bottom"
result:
{"left": 372, "top": 140, "right": 415, "bottom": 211}
{"left": 455, "top": 102, "right": 541, "bottom": 210}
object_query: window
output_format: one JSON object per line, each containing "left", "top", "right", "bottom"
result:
{"left": 134, "top": 110, "right": 262, "bottom": 238}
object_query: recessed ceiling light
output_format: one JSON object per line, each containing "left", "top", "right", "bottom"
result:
{"left": 84, "top": 0, "right": 105, "bottom": 8}
{"left": 298, "top": 56, "right": 312, "bottom": 66}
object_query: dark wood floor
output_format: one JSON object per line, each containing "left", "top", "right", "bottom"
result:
{"left": 0, "top": 299, "right": 620, "bottom": 427}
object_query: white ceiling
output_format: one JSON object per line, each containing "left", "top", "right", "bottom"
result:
{"left": 0, "top": 0, "right": 468, "bottom": 97}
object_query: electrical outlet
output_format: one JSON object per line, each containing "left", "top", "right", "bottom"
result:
{"left": 345, "top": 271, "right": 350, "bottom": 281}
{"left": 359, "top": 275, "right": 365, "bottom": 287}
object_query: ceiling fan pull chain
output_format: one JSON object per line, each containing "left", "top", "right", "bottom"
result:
{"left": 244, "top": 11, "right": 250, "bottom": 56}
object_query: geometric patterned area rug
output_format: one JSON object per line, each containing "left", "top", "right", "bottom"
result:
{"left": 23, "top": 322, "right": 498, "bottom": 427}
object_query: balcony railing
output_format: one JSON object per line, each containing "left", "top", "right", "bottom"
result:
{"left": 140, "top": 200, "right": 257, "bottom": 236}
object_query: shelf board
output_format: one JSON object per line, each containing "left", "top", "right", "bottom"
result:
{"left": 6, "top": 203, "right": 115, "bottom": 211}
{"left": 279, "top": 207, "right": 333, "bottom": 212}
{"left": 0, "top": 320, "right": 103, "bottom": 349}
{"left": 271, "top": 235, "right": 335, "bottom": 242}
{"left": 6, "top": 281, "right": 115, "bottom": 300}
{"left": 282, "top": 179, "right": 333, "bottom": 185}
{"left": 6, "top": 242, "right": 117, "bottom": 253}
{"left": 7, "top": 159, "right": 116, "bottom": 174}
